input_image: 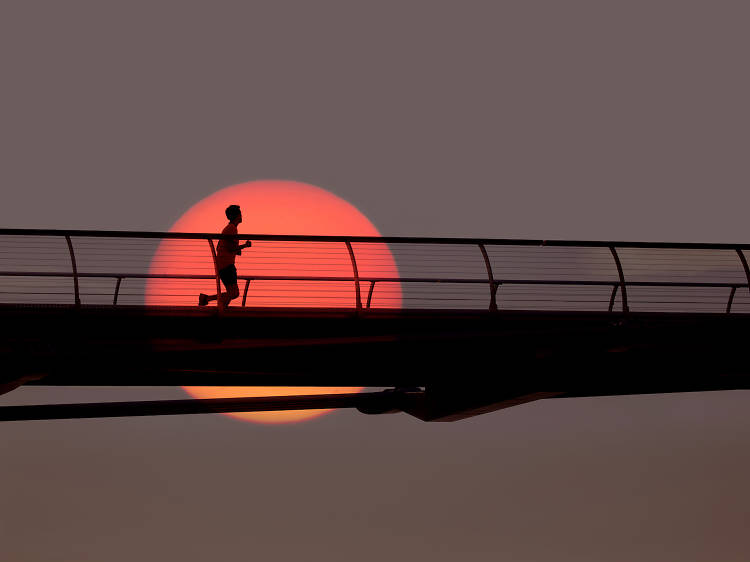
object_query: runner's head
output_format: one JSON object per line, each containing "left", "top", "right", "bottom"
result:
{"left": 225, "top": 204, "right": 242, "bottom": 224}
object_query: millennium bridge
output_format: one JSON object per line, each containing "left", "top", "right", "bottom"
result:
{"left": 0, "top": 228, "right": 748, "bottom": 422}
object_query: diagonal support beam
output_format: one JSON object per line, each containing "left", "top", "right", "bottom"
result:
{"left": 0, "top": 390, "right": 405, "bottom": 422}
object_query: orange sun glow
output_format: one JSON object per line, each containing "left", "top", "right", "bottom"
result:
{"left": 146, "top": 180, "right": 401, "bottom": 424}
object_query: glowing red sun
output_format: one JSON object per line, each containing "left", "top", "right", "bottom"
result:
{"left": 146, "top": 180, "right": 401, "bottom": 424}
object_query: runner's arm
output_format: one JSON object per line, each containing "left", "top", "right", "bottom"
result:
{"left": 235, "top": 240, "right": 251, "bottom": 254}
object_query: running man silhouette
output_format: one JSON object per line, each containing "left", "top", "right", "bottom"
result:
{"left": 198, "top": 204, "right": 251, "bottom": 307}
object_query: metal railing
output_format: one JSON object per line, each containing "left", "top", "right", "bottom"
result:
{"left": 0, "top": 229, "right": 749, "bottom": 314}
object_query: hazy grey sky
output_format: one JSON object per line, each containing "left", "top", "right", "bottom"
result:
{"left": 1, "top": 2, "right": 748, "bottom": 561}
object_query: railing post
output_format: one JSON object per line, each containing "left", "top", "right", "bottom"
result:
{"left": 736, "top": 249, "right": 750, "bottom": 307}
{"left": 478, "top": 243, "right": 498, "bottom": 312}
{"left": 207, "top": 238, "right": 222, "bottom": 309}
{"left": 242, "top": 279, "right": 251, "bottom": 307}
{"left": 609, "top": 246, "right": 629, "bottom": 313}
{"left": 608, "top": 284, "right": 619, "bottom": 312}
{"left": 366, "top": 281, "right": 376, "bottom": 309}
{"left": 64, "top": 235, "right": 81, "bottom": 307}
{"left": 113, "top": 277, "right": 122, "bottom": 306}
{"left": 344, "top": 240, "right": 362, "bottom": 311}
{"left": 726, "top": 286, "right": 737, "bottom": 314}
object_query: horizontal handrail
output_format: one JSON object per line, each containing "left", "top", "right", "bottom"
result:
{"left": 2, "top": 228, "right": 750, "bottom": 250}
{"left": 1, "top": 270, "right": 747, "bottom": 289}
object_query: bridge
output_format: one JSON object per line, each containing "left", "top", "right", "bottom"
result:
{"left": 1, "top": 228, "right": 749, "bottom": 422}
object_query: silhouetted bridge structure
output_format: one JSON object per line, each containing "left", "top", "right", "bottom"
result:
{"left": 1, "top": 229, "right": 749, "bottom": 422}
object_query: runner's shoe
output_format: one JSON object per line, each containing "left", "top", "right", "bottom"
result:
{"left": 198, "top": 293, "right": 208, "bottom": 306}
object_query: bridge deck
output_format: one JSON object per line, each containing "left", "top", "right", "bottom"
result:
{"left": 1, "top": 230, "right": 748, "bottom": 421}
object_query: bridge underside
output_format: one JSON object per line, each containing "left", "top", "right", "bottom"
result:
{"left": 1, "top": 304, "right": 749, "bottom": 421}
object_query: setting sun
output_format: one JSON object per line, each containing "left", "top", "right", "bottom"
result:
{"left": 146, "top": 180, "right": 401, "bottom": 424}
